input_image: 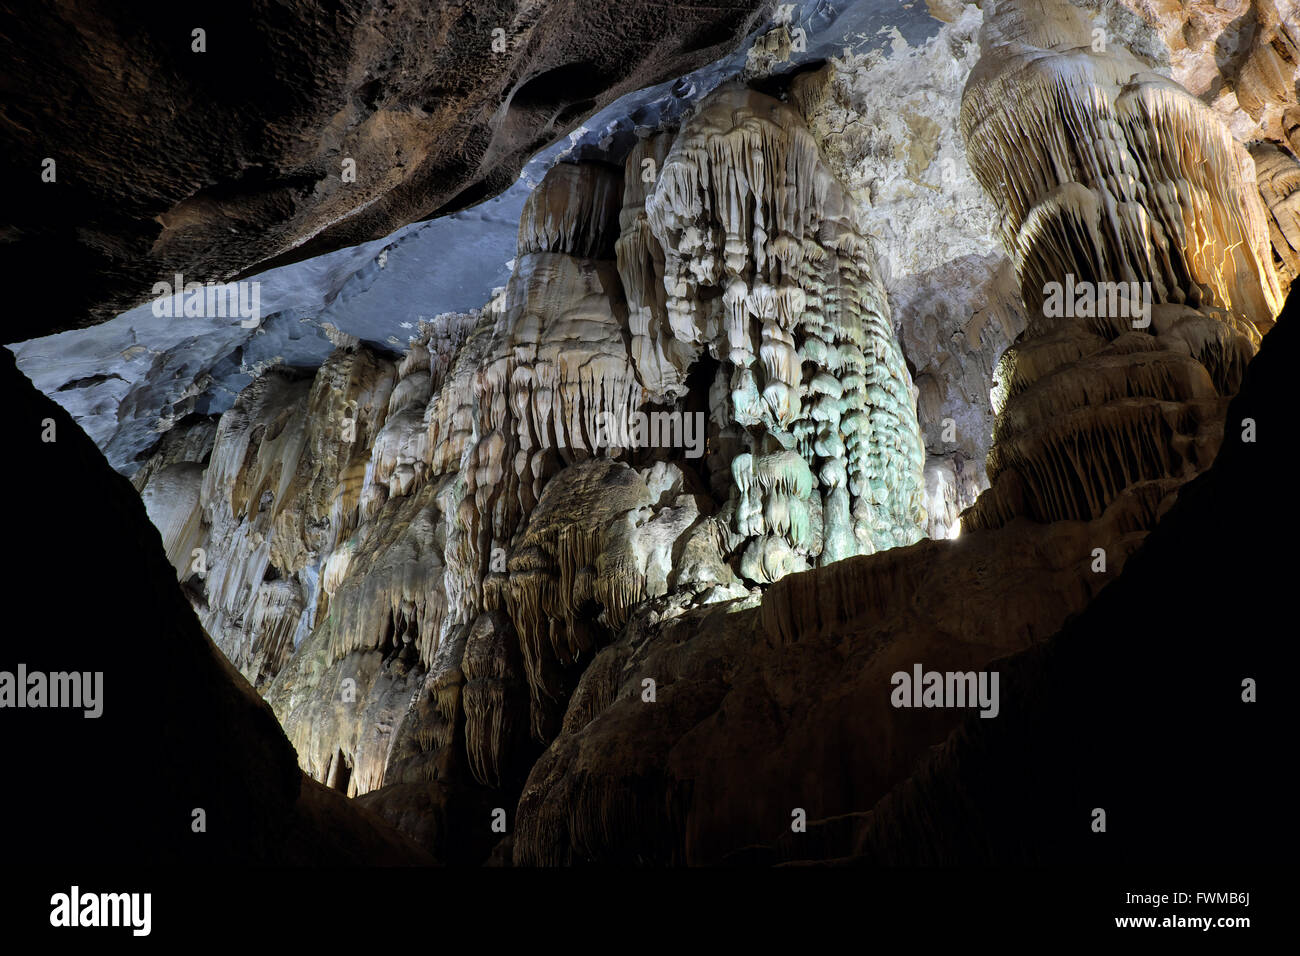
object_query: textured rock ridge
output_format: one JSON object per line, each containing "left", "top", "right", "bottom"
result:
{"left": 512, "top": 497, "right": 1150, "bottom": 865}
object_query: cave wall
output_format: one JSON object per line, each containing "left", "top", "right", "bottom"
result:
{"left": 131, "top": 80, "right": 936, "bottom": 859}
{"left": 508, "top": 0, "right": 1292, "bottom": 865}
{"left": 22, "top": 0, "right": 1293, "bottom": 867}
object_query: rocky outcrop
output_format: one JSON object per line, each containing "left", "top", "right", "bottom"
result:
{"left": 47, "top": 0, "right": 1287, "bottom": 870}
{"left": 0, "top": 0, "right": 771, "bottom": 338}
{"left": 513, "top": 507, "right": 1144, "bottom": 864}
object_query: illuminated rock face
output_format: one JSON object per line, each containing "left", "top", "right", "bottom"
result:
{"left": 506, "top": 3, "right": 1295, "bottom": 870}
{"left": 1127, "top": 0, "right": 1299, "bottom": 155}
{"left": 642, "top": 84, "right": 928, "bottom": 568}
{"left": 959, "top": 0, "right": 1286, "bottom": 533}
{"left": 134, "top": 87, "right": 927, "bottom": 837}
{"left": 775, "top": 12, "right": 1024, "bottom": 542}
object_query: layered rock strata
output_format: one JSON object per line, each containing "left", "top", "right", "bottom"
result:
{"left": 0, "top": 0, "right": 771, "bottom": 336}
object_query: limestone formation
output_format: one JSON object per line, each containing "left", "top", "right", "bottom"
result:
{"left": 784, "top": 11, "right": 1018, "bottom": 540}
{"left": 3, "top": 348, "right": 429, "bottom": 864}
{"left": 891, "top": 255, "right": 1027, "bottom": 538}
{"left": 1127, "top": 0, "right": 1299, "bottom": 154}
{"left": 104, "top": 0, "right": 1289, "bottom": 871}
{"left": 126, "top": 71, "right": 935, "bottom": 855}
{"left": 959, "top": 0, "right": 1285, "bottom": 532}
{"left": 644, "top": 84, "right": 928, "bottom": 562}
{"left": 514, "top": 501, "right": 1141, "bottom": 865}
{"left": 1253, "top": 143, "right": 1300, "bottom": 287}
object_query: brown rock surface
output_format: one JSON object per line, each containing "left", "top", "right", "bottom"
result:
{"left": 0, "top": 0, "right": 770, "bottom": 337}
{"left": 512, "top": 506, "right": 1141, "bottom": 864}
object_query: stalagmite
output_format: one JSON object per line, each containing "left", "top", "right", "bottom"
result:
{"left": 960, "top": 0, "right": 1286, "bottom": 532}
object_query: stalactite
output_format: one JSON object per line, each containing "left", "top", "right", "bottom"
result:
{"left": 325, "top": 481, "right": 448, "bottom": 669}
{"left": 461, "top": 610, "right": 527, "bottom": 789}
{"left": 501, "top": 460, "right": 655, "bottom": 740}
{"left": 616, "top": 133, "right": 697, "bottom": 402}
{"left": 243, "top": 579, "right": 305, "bottom": 688}
{"left": 644, "top": 83, "right": 927, "bottom": 569}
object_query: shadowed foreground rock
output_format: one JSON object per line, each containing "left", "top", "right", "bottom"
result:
{"left": 1, "top": 349, "right": 429, "bottom": 864}
{"left": 7, "top": 0, "right": 1286, "bottom": 868}
{"left": 823, "top": 283, "right": 1291, "bottom": 865}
